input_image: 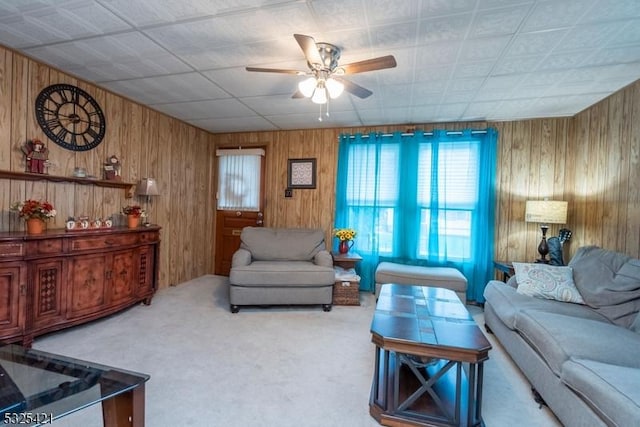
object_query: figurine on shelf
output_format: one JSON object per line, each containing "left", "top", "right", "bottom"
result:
{"left": 22, "top": 139, "right": 49, "bottom": 174}
{"left": 104, "top": 155, "right": 122, "bottom": 181}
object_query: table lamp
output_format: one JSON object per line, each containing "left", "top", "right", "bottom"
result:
{"left": 525, "top": 200, "right": 568, "bottom": 263}
{"left": 135, "top": 178, "right": 159, "bottom": 226}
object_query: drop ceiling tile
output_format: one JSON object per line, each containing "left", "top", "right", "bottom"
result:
{"left": 492, "top": 56, "right": 543, "bottom": 75}
{"left": 462, "top": 101, "right": 501, "bottom": 119}
{"left": 266, "top": 110, "right": 362, "bottom": 129}
{"left": 582, "top": 45, "right": 640, "bottom": 67}
{"left": 420, "top": 0, "right": 477, "bottom": 18}
{"left": 0, "top": 14, "right": 68, "bottom": 48}
{"left": 153, "top": 98, "right": 256, "bottom": 121}
{"left": 452, "top": 61, "right": 495, "bottom": 78}
{"left": 204, "top": 67, "right": 297, "bottom": 97}
{"left": 188, "top": 116, "right": 279, "bottom": 133}
{"left": 536, "top": 51, "right": 590, "bottom": 71}
{"left": 310, "top": 0, "right": 367, "bottom": 31}
{"left": 607, "top": 20, "right": 640, "bottom": 46}
{"left": 103, "top": 73, "right": 228, "bottom": 104}
{"left": 21, "top": 45, "right": 86, "bottom": 69}
{"left": 370, "top": 22, "right": 419, "bottom": 50}
{"left": 505, "top": 30, "right": 568, "bottom": 57}
{"left": 442, "top": 90, "right": 477, "bottom": 103}
{"left": 518, "top": 71, "right": 570, "bottom": 87}
{"left": 414, "top": 65, "right": 454, "bottom": 82}
{"left": 468, "top": 5, "right": 529, "bottom": 38}
{"left": 70, "top": 55, "right": 192, "bottom": 82}
{"left": 367, "top": 0, "right": 420, "bottom": 25}
{"left": 458, "top": 36, "right": 510, "bottom": 62}
{"left": 521, "top": 0, "right": 598, "bottom": 32}
{"left": 415, "top": 41, "right": 461, "bottom": 67}
{"left": 241, "top": 95, "right": 321, "bottom": 116}
{"left": 437, "top": 103, "right": 468, "bottom": 119}
{"left": 555, "top": 22, "right": 625, "bottom": 53}
{"left": 418, "top": 13, "right": 472, "bottom": 45}
{"left": 581, "top": 0, "right": 640, "bottom": 24}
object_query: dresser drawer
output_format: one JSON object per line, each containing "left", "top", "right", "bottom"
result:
{"left": 27, "top": 238, "right": 63, "bottom": 255}
{"left": 69, "top": 233, "right": 139, "bottom": 252}
{"left": 0, "top": 242, "right": 25, "bottom": 258}
{"left": 139, "top": 231, "right": 159, "bottom": 243}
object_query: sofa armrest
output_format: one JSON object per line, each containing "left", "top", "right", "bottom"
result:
{"left": 231, "top": 248, "right": 252, "bottom": 267}
{"left": 314, "top": 250, "right": 333, "bottom": 268}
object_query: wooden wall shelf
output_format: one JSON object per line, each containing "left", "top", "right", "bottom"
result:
{"left": 0, "top": 170, "right": 134, "bottom": 198}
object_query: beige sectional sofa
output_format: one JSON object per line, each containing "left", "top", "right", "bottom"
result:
{"left": 228, "top": 227, "right": 335, "bottom": 313}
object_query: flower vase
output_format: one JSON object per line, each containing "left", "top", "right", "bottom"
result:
{"left": 339, "top": 240, "right": 353, "bottom": 254}
{"left": 127, "top": 215, "right": 140, "bottom": 228}
{"left": 26, "top": 218, "right": 45, "bottom": 235}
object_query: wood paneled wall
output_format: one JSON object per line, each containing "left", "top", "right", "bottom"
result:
{"left": 214, "top": 84, "right": 640, "bottom": 265}
{"left": 3, "top": 42, "right": 637, "bottom": 292}
{"left": 0, "top": 46, "right": 216, "bottom": 289}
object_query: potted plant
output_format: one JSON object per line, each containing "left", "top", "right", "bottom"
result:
{"left": 11, "top": 199, "right": 57, "bottom": 234}
{"left": 122, "top": 205, "right": 145, "bottom": 228}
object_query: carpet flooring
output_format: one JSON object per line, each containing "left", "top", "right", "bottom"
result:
{"left": 33, "top": 275, "right": 561, "bottom": 426}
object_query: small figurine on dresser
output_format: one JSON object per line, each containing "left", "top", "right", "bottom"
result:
{"left": 22, "top": 139, "right": 49, "bottom": 174}
{"left": 104, "top": 155, "right": 122, "bottom": 181}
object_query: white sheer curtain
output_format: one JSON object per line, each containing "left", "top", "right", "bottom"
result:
{"left": 216, "top": 148, "right": 264, "bottom": 211}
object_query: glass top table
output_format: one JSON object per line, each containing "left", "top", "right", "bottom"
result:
{"left": 0, "top": 344, "right": 149, "bottom": 426}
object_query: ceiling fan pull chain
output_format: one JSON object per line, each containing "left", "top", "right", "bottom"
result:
{"left": 318, "top": 103, "right": 323, "bottom": 121}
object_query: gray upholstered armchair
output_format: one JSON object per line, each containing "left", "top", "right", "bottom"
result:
{"left": 229, "top": 227, "right": 335, "bottom": 312}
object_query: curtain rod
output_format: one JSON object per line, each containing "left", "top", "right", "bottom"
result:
{"left": 343, "top": 130, "right": 488, "bottom": 139}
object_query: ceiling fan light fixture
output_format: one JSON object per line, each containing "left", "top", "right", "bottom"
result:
{"left": 311, "top": 86, "right": 327, "bottom": 104}
{"left": 298, "top": 77, "right": 317, "bottom": 98}
{"left": 326, "top": 78, "right": 344, "bottom": 99}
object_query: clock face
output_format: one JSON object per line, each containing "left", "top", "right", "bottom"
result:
{"left": 35, "top": 84, "right": 106, "bottom": 151}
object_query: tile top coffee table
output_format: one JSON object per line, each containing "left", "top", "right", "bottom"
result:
{"left": 0, "top": 344, "right": 149, "bottom": 426}
{"left": 369, "top": 284, "right": 492, "bottom": 427}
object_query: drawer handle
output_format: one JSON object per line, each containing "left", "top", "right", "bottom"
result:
{"left": 104, "top": 239, "right": 115, "bottom": 246}
{"left": 232, "top": 229, "right": 242, "bottom": 236}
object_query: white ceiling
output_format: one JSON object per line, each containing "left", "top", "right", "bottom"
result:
{"left": 1, "top": 0, "right": 639, "bottom": 133}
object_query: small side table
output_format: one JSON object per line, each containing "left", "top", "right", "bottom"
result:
{"left": 332, "top": 252, "right": 363, "bottom": 306}
{"left": 493, "top": 260, "right": 515, "bottom": 282}
{"left": 332, "top": 251, "right": 363, "bottom": 270}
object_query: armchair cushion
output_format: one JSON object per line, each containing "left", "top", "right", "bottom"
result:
{"left": 239, "top": 227, "right": 325, "bottom": 261}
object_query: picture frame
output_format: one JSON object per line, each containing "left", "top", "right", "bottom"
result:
{"left": 287, "top": 158, "right": 316, "bottom": 189}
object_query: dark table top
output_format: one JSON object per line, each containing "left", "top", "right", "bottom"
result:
{"left": 371, "top": 284, "right": 492, "bottom": 363}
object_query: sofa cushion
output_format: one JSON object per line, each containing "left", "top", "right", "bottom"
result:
{"left": 561, "top": 359, "right": 640, "bottom": 427}
{"left": 240, "top": 227, "right": 326, "bottom": 261}
{"left": 515, "top": 311, "right": 640, "bottom": 376}
{"left": 483, "top": 281, "right": 606, "bottom": 331}
{"left": 513, "top": 262, "right": 584, "bottom": 304}
{"left": 569, "top": 246, "right": 640, "bottom": 328}
{"left": 229, "top": 261, "right": 335, "bottom": 287}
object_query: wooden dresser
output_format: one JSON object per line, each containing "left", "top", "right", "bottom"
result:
{"left": 0, "top": 226, "right": 160, "bottom": 346}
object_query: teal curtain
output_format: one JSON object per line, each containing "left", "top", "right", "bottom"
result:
{"left": 334, "top": 129, "right": 497, "bottom": 302}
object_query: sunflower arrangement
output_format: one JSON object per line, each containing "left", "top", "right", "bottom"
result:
{"left": 334, "top": 227, "right": 357, "bottom": 241}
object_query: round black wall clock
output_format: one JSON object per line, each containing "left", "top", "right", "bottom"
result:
{"left": 35, "top": 83, "right": 106, "bottom": 151}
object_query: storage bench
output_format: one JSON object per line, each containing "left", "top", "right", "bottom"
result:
{"left": 375, "top": 262, "right": 467, "bottom": 304}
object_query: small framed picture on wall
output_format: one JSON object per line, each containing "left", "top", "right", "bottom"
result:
{"left": 288, "top": 158, "right": 316, "bottom": 189}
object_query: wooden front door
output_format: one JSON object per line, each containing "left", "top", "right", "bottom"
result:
{"left": 214, "top": 147, "right": 266, "bottom": 276}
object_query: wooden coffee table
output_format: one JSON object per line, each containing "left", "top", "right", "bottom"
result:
{"left": 369, "top": 284, "right": 492, "bottom": 427}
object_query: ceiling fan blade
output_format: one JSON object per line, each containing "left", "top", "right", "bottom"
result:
{"left": 335, "top": 77, "right": 373, "bottom": 99}
{"left": 294, "top": 34, "right": 323, "bottom": 66}
{"left": 340, "top": 55, "right": 397, "bottom": 74}
{"left": 246, "top": 67, "right": 306, "bottom": 75}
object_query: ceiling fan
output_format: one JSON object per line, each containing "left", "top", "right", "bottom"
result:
{"left": 246, "top": 34, "right": 397, "bottom": 105}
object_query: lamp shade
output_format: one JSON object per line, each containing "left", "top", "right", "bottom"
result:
{"left": 135, "top": 178, "right": 159, "bottom": 196}
{"left": 298, "top": 77, "right": 316, "bottom": 98}
{"left": 525, "top": 200, "right": 567, "bottom": 224}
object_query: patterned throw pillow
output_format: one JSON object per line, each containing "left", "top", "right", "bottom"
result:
{"left": 513, "top": 262, "right": 585, "bottom": 304}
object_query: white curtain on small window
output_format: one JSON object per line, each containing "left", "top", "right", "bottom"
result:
{"left": 216, "top": 148, "right": 264, "bottom": 211}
